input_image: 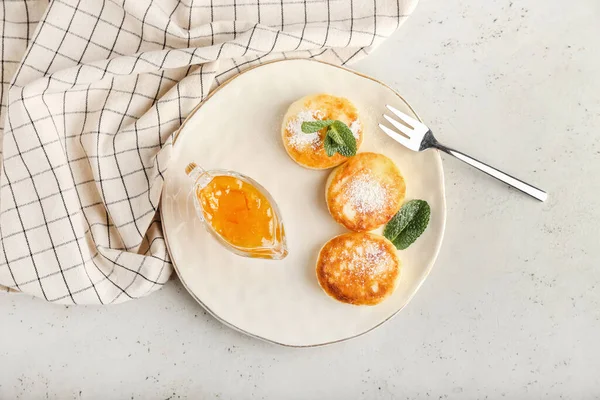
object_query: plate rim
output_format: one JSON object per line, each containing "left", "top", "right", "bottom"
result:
{"left": 161, "top": 58, "right": 447, "bottom": 347}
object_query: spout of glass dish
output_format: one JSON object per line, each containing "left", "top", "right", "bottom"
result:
{"left": 185, "top": 162, "right": 212, "bottom": 188}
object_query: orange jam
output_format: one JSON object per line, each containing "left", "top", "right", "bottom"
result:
{"left": 197, "top": 175, "right": 280, "bottom": 252}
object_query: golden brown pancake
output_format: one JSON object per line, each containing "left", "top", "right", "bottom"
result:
{"left": 326, "top": 152, "right": 406, "bottom": 232}
{"left": 281, "top": 94, "right": 364, "bottom": 169}
{"left": 316, "top": 232, "right": 401, "bottom": 306}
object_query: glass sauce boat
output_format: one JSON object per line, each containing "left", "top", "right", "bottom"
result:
{"left": 185, "top": 163, "right": 288, "bottom": 260}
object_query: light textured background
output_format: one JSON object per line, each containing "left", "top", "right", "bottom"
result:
{"left": 1, "top": 0, "right": 599, "bottom": 398}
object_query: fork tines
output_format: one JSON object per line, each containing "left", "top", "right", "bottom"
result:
{"left": 379, "top": 105, "right": 428, "bottom": 151}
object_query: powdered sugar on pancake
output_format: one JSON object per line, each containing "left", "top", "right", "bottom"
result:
{"left": 350, "top": 119, "right": 361, "bottom": 139}
{"left": 345, "top": 173, "right": 388, "bottom": 214}
{"left": 285, "top": 109, "right": 325, "bottom": 149}
{"left": 348, "top": 239, "right": 393, "bottom": 279}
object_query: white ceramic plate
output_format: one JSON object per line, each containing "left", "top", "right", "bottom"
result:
{"left": 161, "top": 59, "right": 446, "bottom": 347}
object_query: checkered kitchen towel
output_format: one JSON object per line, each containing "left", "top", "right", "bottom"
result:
{"left": 0, "top": 0, "right": 418, "bottom": 304}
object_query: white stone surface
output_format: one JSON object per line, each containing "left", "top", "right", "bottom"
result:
{"left": 1, "top": 0, "right": 599, "bottom": 398}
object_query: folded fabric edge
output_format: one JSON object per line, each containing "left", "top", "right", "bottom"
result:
{"left": 0, "top": 283, "right": 18, "bottom": 293}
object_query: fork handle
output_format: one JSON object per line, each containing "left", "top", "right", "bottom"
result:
{"left": 435, "top": 144, "right": 548, "bottom": 202}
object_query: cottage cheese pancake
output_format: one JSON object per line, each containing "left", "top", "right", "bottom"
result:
{"left": 316, "top": 232, "right": 401, "bottom": 306}
{"left": 281, "top": 94, "right": 363, "bottom": 169}
{"left": 326, "top": 152, "right": 405, "bottom": 232}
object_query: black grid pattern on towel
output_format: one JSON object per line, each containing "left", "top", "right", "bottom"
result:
{"left": 0, "top": 0, "right": 414, "bottom": 304}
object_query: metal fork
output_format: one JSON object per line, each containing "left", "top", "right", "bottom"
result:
{"left": 379, "top": 105, "right": 547, "bottom": 202}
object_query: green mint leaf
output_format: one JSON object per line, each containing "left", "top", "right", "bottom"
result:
{"left": 301, "top": 120, "right": 336, "bottom": 133}
{"left": 328, "top": 120, "right": 357, "bottom": 157}
{"left": 383, "top": 200, "right": 431, "bottom": 250}
{"left": 323, "top": 134, "right": 339, "bottom": 157}
{"left": 335, "top": 141, "right": 356, "bottom": 157}
{"left": 326, "top": 127, "right": 344, "bottom": 145}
